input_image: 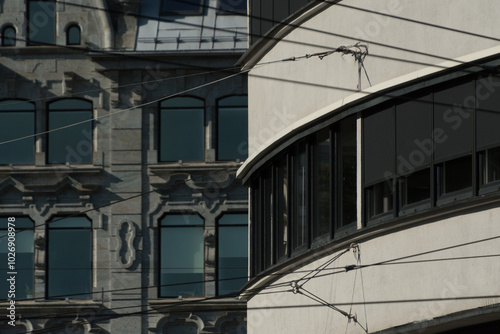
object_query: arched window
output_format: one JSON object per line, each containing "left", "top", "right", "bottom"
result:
{"left": 159, "top": 96, "right": 204, "bottom": 162}
{"left": 66, "top": 24, "right": 81, "bottom": 45}
{"left": 217, "top": 95, "right": 248, "bottom": 161}
{"left": 0, "top": 100, "right": 35, "bottom": 164}
{"left": 1, "top": 26, "right": 16, "bottom": 46}
{"left": 47, "top": 99, "right": 93, "bottom": 164}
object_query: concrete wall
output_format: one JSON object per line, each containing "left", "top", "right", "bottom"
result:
{"left": 245, "top": 0, "right": 500, "bottom": 157}
{"left": 245, "top": 206, "right": 500, "bottom": 333}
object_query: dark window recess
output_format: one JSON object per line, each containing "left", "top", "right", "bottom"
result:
{"left": 28, "top": 0, "right": 55, "bottom": 45}
{"left": 292, "top": 143, "right": 308, "bottom": 250}
{"left": 312, "top": 128, "right": 331, "bottom": 240}
{"left": 160, "top": 214, "right": 204, "bottom": 298}
{"left": 437, "top": 155, "right": 473, "bottom": 196}
{"left": 401, "top": 168, "right": 431, "bottom": 206}
{"left": 48, "top": 217, "right": 91, "bottom": 299}
{"left": 218, "top": 214, "right": 248, "bottom": 296}
{"left": 263, "top": 168, "right": 274, "bottom": 267}
{"left": 67, "top": 25, "right": 81, "bottom": 45}
{"left": 159, "top": 97, "right": 204, "bottom": 162}
{"left": 161, "top": 0, "right": 204, "bottom": 15}
{"left": 480, "top": 147, "right": 500, "bottom": 185}
{"left": 339, "top": 116, "right": 357, "bottom": 227}
{"left": 0, "top": 100, "right": 35, "bottom": 165}
{"left": 276, "top": 155, "right": 289, "bottom": 260}
{"left": 366, "top": 181, "right": 394, "bottom": 218}
{"left": 218, "top": 0, "right": 246, "bottom": 12}
{"left": 2, "top": 26, "right": 16, "bottom": 46}
{"left": 48, "top": 99, "right": 93, "bottom": 164}
{"left": 0, "top": 218, "right": 34, "bottom": 300}
{"left": 217, "top": 96, "right": 248, "bottom": 161}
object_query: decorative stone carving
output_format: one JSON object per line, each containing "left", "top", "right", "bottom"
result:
{"left": 116, "top": 219, "right": 138, "bottom": 269}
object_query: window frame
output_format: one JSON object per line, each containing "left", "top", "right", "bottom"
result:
{"left": 217, "top": 0, "right": 247, "bottom": 14}
{"left": 66, "top": 24, "right": 81, "bottom": 46}
{"left": 0, "top": 99, "right": 36, "bottom": 165}
{"left": 1, "top": 25, "right": 16, "bottom": 46}
{"left": 46, "top": 98, "right": 93, "bottom": 165}
{"left": 0, "top": 217, "right": 34, "bottom": 301}
{"left": 158, "top": 213, "right": 205, "bottom": 298}
{"left": 216, "top": 95, "right": 248, "bottom": 162}
{"left": 216, "top": 212, "right": 249, "bottom": 296}
{"left": 27, "top": 0, "right": 56, "bottom": 46}
{"left": 158, "top": 96, "right": 205, "bottom": 163}
{"left": 47, "top": 216, "right": 92, "bottom": 300}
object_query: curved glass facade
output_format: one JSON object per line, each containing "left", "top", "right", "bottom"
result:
{"left": 249, "top": 69, "right": 500, "bottom": 276}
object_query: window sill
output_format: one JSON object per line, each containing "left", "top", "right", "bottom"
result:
{"left": 0, "top": 164, "right": 103, "bottom": 176}
{"left": 149, "top": 297, "right": 246, "bottom": 313}
{"left": 0, "top": 299, "right": 103, "bottom": 313}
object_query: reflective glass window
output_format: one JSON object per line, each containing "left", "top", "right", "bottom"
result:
{"left": 312, "top": 128, "right": 330, "bottom": 239}
{"left": 48, "top": 99, "right": 93, "bottom": 164}
{"left": 161, "top": 0, "right": 204, "bottom": 15}
{"left": 437, "top": 156, "right": 473, "bottom": 196}
{"left": 160, "top": 97, "right": 204, "bottom": 162}
{"left": 28, "top": 0, "right": 55, "bottom": 45}
{"left": 217, "top": 96, "right": 248, "bottom": 161}
{"left": 2, "top": 26, "right": 16, "bottom": 46}
{"left": 0, "top": 101, "right": 35, "bottom": 165}
{"left": 0, "top": 218, "right": 34, "bottom": 300}
{"left": 160, "top": 214, "right": 204, "bottom": 297}
{"left": 218, "top": 213, "right": 248, "bottom": 295}
{"left": 48, "top": 217, "right": 91, "bottom": 299}
{"left": 292, "top": 143, "right": 308, "bottom": 250}
{"left": 339, "top": 116, "right": 357, "bottom": 227}
{"left": 276, "top": 155, "right": 289, "bottom": 260}
{"left": 218, "top": 0, "right": 247, "bottom": 12}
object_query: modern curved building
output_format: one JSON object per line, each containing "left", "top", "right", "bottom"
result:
{"left": 238, "top": 1, "right": 500, "bottom": 333}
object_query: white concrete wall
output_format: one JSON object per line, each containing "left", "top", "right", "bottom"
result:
{"left": 246, "top": 207, "right": 500, "bottom": 333}
{"left": 246, "top": 0, "right": 500, "bottom": 157}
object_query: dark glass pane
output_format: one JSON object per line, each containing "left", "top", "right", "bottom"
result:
{"left": 366, "top": 181, "right": 393, "bottom": 218}
{"left": 161, "top": 214, "right": 203, "bottom": 226}
{"left": 218, "top": 223, "right": 248, "bottom": 295}
{"left": 67, "top": 26, "right": 80, "bottom": 45}
{"left": 292, "top": 144, "right": 308, "bottom": 249}
{"left": 29, "top": 1, "right": 55, "bottom": 45}
{"left": 48, "top": 110, "right": 92, "bottom": 164}
{"left": 49, "top": 216, "right": 91, "bottom": 228}
{"left": 396, "top": 94, "right": 432, "bottom": 175}
{"left": 312, "top": 128, "right": 330, "bottom": 239}
{"left": 0, "top": 220, "right": 34, "bottom": 300}
{"left": 364, "top": 108, "right": 395, "bottom": 184}
{"left": 2, "top": 27, "right": 16, "bottom": 46}
{"left": 161, "top": 0, "right": 204, "bottom": 14}
{"left": 218, "top": 213, "right": 247, "bottom": 225}
{"left": 251, "top": 179, "right": 262, "bottom": 274}
{"left": 274, "top": 0, "right": 290, "bottom": 23}
{"left": 482, "top": 147, "right": 500, "bottom": 184}
{"left": 48, "top": 229, "right": 91, "bottom": 298}
{"left": 0, "top": 110, "right": 35, "bottom": 165}
{"left": 339, "top": 116, "right": 357, "bottom": 227}
{"left": 263, "top": 169, "right": 273, "bottom": 267}
{"left": 218, "top": 102, "right": 248, "bottom": 160}
{"left": 50, "top": 99, "right": 92, "bottom": 110}
{"left": 276, "top": 156, "right": 288, "bottom": 259}
{"left": 219, "top": 0, "right": 247, "bottom": 11}
{"left": 402, "top": 168, "right": 430, "bottom": 205}
{"left": 160, "top": 103, "right": 204, "bottom": 162}
{"left": 434, "top": 81, "right": 474, "bottom": 161}
{"left": 477, "top": 76, "right": 500, "bottom": 150}
{"left": 438, "top": 155, "right": 472, "bottom": 195}
{"left": 160, "top": 226, "right": 204, "bottom": 297}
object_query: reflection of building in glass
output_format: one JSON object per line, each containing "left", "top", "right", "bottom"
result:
{"left": 238, "top": 1, "right": 500, "bottom": 333}
{"left": 0, "top": 0, "right": 248, "bottom": 332}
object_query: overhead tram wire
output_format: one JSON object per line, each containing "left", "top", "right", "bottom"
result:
{"left": 8, "top": 244, "right": 500, "bottom": 331}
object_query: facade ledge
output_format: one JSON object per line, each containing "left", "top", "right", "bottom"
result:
{"left": 0, "top": 300, "right": 104, "bottom": 315}
{"left": 0, "top": 165, "right": 103, "bottom": 177}
{"left": 0, "top": 46, "right": 86, "bottom": 57}
{"left": 149, "top": 298, "right": 246, "bottom": 313}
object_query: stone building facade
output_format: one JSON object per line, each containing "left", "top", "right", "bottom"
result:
{"left": 0, "top": 1, "right": 248, "bottom": 333}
